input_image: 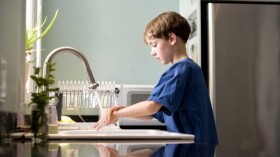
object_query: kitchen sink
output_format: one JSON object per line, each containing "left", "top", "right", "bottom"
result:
{"left": 11, "top": 129, "right": 194, "bottom": 140}
{"left": 54, "top": 129, "right": 194, "bottom": 140}
{"left": 59, "top": 129, "right": 165, "bottom": 135}
{"left": 11, "top": 122, "right": 194, "bottom": 141}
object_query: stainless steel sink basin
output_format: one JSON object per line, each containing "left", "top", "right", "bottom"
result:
{"left": 59, "top": 129, "right": 164, "bottom": 135}
{"left": 51, "top": 129, "right": 194, "bottom": 140}
{"left": 11, "top": 122, "right": 194, "bottom": 141}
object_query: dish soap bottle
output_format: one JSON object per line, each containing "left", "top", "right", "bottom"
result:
{"left": 48, "top": 98, "right": 59, "bottom": 134}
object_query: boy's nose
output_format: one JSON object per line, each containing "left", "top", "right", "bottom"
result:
{"left": 151, "top": 49, "right": 156, "bottom": 56}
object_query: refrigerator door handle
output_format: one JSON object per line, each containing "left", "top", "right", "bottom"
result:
{"left": 208, "top": 3, "right": 216, "bottom": 118}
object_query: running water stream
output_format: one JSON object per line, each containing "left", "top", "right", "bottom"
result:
{"left": 94, "top": 90, "right": 103, "bottom": 120}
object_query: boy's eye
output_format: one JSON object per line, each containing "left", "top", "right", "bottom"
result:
{"left": 152, "top": 44, "right": 157, "bottom": 47}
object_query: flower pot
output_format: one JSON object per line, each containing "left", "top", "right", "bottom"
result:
{"left": 31, "top": 105, "right": 48, "bottom": 143}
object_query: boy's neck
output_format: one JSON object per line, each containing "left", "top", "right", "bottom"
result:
{"left": 171, "top": 40, "right": 188, "bottom": 64}
{"left": 172, "top": 53, "right": 188, "bottom": 64}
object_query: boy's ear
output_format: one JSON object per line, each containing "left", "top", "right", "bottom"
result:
{"left": 168, "top": 33, "right": 177, "bottom": 45}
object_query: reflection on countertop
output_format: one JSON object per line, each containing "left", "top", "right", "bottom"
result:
{"left": 3, "top": 140, "right": 280, "bottom": 157}
{"left": 0, "top": 141, "right": 217, "bottom": 157}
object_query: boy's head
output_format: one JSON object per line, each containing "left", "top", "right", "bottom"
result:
{"left": 144, "top": 11, "right": 191, "bottom": 44}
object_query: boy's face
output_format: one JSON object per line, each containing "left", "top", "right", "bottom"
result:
{"left": 146, "top": 36, "right": 175, "bottom": 65}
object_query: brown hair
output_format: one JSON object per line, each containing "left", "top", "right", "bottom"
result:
{"left": 144, "top": 11, "right": 191, "bottom": 44}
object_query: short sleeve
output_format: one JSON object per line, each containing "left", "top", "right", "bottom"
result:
{"left": 152, "top": 111, "right": 164, "bottom": 123}
{"left": 148, "top": 68, "right": 188, "bottom": 115}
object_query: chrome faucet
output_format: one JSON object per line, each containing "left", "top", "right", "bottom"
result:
{"left": 43, "top": 47, "right": 99, "bottom": 89}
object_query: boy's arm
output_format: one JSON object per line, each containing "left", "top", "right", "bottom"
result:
{"left": 113, "top": 101, "right": 161, "bottom": 119}
{"left": 108, "top": 105, "right": 154, "bottom": 120}
{"left": 94, "top": 101, "right": 161, "bottom": 130}
{"left": 132, "top": 115, "right": 154, "bottom": 120}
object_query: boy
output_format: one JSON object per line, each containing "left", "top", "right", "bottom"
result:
{"left": 94, "top": 11, "right": 218, "bottom": 144}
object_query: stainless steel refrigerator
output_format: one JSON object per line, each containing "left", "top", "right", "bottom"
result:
{"left": 201, "top": 2, "right": 280, "bottom": 156}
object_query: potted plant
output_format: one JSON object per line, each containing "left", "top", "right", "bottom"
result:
{"left": 28, "top": 63, "right": 59, "bottom": 143}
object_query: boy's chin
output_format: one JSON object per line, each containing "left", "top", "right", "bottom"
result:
{"left": 160, "top": 60, "right": 170, "bottom": 65}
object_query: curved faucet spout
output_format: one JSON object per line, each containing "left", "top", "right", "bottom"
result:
{"left": 43, "top": 47, "right": 99, "bottom": 89}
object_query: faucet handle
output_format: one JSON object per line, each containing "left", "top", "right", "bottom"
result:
{"left": 89, "top": 82, "right": 99, "bottom": 89}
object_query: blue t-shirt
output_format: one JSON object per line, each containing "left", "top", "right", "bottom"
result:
{"left": 148, "top": 58, "right": 218, "bottom": 144}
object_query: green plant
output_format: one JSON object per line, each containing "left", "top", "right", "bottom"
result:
{"left": 28, "top": 63, "right": 59, "bottom": 141}
{"left": 26, "top": 9, "right": 59, "bottom": 55}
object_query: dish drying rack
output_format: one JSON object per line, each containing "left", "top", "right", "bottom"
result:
{"left": 57, "top": 81, "right": 119, "bottom": 109}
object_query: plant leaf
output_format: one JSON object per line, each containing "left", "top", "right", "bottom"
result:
{"left": 32, "top": 9, "right": 59, "bottom": 44}
{"left": 25, "top": 9, "right": 59, "bottom": 52}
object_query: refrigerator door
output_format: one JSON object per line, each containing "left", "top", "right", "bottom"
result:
{"left": 208, "top": 3, "right": 280, "bottom": 156}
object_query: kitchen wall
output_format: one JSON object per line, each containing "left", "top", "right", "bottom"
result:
{"left": 179, "top": 0, "right": 202, "bottom": 66}
{"left": 41, "top": 0, "right": 179, "bottom": 116}
{"left": 42, "top": 0, "right": 179, "bottom": 85}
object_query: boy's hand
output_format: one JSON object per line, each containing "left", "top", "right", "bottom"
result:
{"left": 93, "top": 105, "right": 126, "bottom": 130}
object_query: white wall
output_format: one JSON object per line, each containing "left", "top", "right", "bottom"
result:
{"left": 42, "top": 0, "right": 179, "bottom": 85}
